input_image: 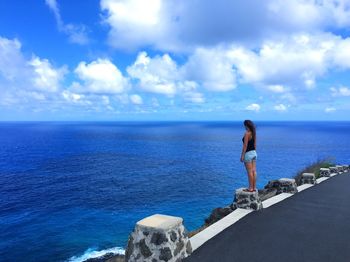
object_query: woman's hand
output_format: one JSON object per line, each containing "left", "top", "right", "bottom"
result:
{"left": 240, "top": 155, "right": 244, "bottom": 162}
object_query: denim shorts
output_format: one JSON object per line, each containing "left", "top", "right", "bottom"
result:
{"left": 244, "top": 150, "right": 257, "bottom": 163}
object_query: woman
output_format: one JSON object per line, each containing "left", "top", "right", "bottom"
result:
{"left": 240, "top": 120, "right": 257, "bottom": 192}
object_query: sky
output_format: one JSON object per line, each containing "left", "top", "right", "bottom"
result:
{"left": 0, "top": 0, "right": 350, "bottom": 121}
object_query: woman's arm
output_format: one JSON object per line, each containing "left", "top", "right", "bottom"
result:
{"left": 254, "top": 135, "right": 257, "bottom": 151}
{"left": 240, "top": 132, "right": 249, "bottom": 162}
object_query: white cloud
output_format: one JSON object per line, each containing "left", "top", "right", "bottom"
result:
{"left": 100, "top": 95, "right": 115, "bottom": 110}
{"left": 74, "top": 59, "right": 129, "bottom": 94}
{"left": 62, "top": 91, "right": 119, "bottom": 111}
{"left": 29, "top": 57, "right": 67, "bottom": 92}
{"left": 0, "top": 37, "right": 66, "bottom": 93}
{"left": 267, "top": 84, "right": 286, "bottom": 93}
{"left": 177, "top": 33, "right": 350, "bottom": 93}
{"left": 27, "top": 92, "right": 46, "bottom": 101}
{"left": 177, "top": 81, "right": 205, "bottom": 103}
{"left": 128, "top": 49, "right": 235, "bottom": 96}
{"left": 98, "top": 0, "right": 350, "bottom": 117}
{"left": 330, "top": 86, "right": 350, "bottom": 97}
{"left": 182, "top": 47, "right": 236, "bottom": 91}
{"left": 101, "top": 0, "right": 173, "bottom": 50}
{"left": 100, "top": 0, "right": 350, "bottom": 51}
{"left": 228, "top": 34, "right": 330, "bottom": 88}
{"left": 150, "top": 97, "right": 159, "bottom": 108}
{"left": 127, "top": 52, "right": 208, "bottom": 103}
{"left": 45, "top": 0, "right": 89, "bottom": 45}
{"left": 280, "top": 93, "right": 297, "bottom": 103}
{"left": 127, "top": 32, "right": 340, "bottom": 95}
{"left": 126, "top": 35, "right": 350, "bottom": 99}
{"left": 246, "top": 103, "right": 261, "bottom": 112}
{"left": 127, "top": 52, "right": 178, "bottom": 95}
{"left": 325, "top": 107, "right": 336, "bottom": 113}
{"left": 101, "top": 95, "right": 110, "bottom": 105}
{"left": 62, "top": 90, "right": 82, "bottom": 103}
{"left": 129, "top": 94, "right": 143, "bottom": 105}
{"left": 331, "top": 39, "right": 350, "bottom": 68}
{"left": 183, "top": 91, "right": 205, "bottom": 103}
{"left": 116, "top": 93, "right": 130, "bottom": 104}
{"left": 274, "top": 103, "right": 287, "bottom": 111}
{"left": 0, "top": 37, "right": 27, "bottom": 80}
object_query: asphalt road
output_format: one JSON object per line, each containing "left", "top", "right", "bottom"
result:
{"left": 185, "top": 172, "right": 350, "bottom": 262}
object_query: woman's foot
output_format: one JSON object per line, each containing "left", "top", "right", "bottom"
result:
{"left": 243, "top": 188, "right": 255, "bottom": 192}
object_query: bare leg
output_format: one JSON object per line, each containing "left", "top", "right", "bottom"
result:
{"left": 252, "top": 160, "right": 257, "bottom": 190}
{"left": 244, "top": 161, "right": 254, "bottom": 190}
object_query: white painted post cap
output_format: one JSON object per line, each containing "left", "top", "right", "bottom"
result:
{"left": 302, "top": 173, "right": 315, "bottom": 178}
{"left": 278, "top": 178, "right": 296, "bottom": 183}
{"left": 235, "top": 187, "right": 258, "bottom": 195}
{"left": 136, "top": 214, "right": 183, "bottom": 230}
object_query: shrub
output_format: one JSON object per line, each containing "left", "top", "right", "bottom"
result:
{"left": 294, "top": 157, "right": 335, "bottom": 185}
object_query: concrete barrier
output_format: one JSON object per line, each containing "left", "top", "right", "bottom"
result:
{"left": 301, "top": 173, "right": 316, "bottom": 185}
{"left": 264, "top": 178, "right": 298, "bottom": 194}
{"left": 320, "top": 168, "right": 331, "bottom": 177}
{"left": 329, "top": 166, "right": 338, "bottom": 175}
{"left": 234, "top": 188, "right": 263, "bottom": 210}
{"left": 125, "top": 214, "right": 192, "bottom": 262}
{"left": 336, "top": 165, "right": 344, "bottom": 173}
{"left": 277, "top": 178, "right": 298, "bottom": 194}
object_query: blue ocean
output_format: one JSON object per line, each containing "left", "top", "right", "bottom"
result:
{"left": 1, "top": 121, "right": 349, "bottom": 262}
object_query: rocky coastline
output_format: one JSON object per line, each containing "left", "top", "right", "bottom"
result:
{"left": 84, "top": 253, "right": 125, "bottom": 262}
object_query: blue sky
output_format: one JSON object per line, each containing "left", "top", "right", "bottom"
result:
{"left": 0, "top": 0, "right": 350, "bottom": 121}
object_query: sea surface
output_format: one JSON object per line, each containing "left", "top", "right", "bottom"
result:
{"left": 1, "top": 121, "right": 349, "bottom": 262}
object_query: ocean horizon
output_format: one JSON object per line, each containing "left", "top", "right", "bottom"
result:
{"left": 1, "top": 121, "right": 350, "bottom": 262}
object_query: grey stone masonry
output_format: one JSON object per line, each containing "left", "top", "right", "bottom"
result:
{"left": 125, "top": 214, "right": 192, "bottom": 262}
{"left": 320, "top": 168, "right": 331, "bottom": 177}
{"left": 277, "top": 178, "right": 298, "bottom": 194}
{"left": 301, "top": 173, "right": 317, "bottom": 185}
{"left": 264, "top": 178, "right": 298, "bottom": 194}
{"left": 336, "top": 165, "right": 344, "bottom": 173}
{"left": 234, "top": 188, "right": 263, "bottom": 210}
{"left": 329, "top": 166, "right": 338, "bottom": 175}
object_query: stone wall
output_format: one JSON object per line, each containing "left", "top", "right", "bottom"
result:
{"left": 125, "top": 214, "right": 192, "bottom": 262}
{"left": 124, "top": 163, "right": 348, "bottom": 262}
{"left": 301, "top": 173, "right": 316, "bottom": 185}
{"left": 320, "top": 168, "right": 331, "bottom": 177}
{"left": 264, "top": 178, "right": 298, "bottom": 194}
{"left": 234, "top": 188, "right": 263, "bottom": 210}
{"left": 336, "top": 165, "right": 344, "bottom": 173}
{"left": 329, "top": 166, "right": 338, "bottom": 174}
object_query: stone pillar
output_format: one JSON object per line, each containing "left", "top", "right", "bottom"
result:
{"left": 277, "top": 178, "right": 298, "bottom": 194}
{"left": 329, "top": 166, "right": 338, "bottom": 174}
{"left": 264, "top": 178, "right": 298, "bottom": 194}
{"left": 320, "top": 168, "right": 331, "bottom": 177}
{"left": 125, "top": 214, "right": 192, "bottom": 262}
{"left": 301, "top": 173, "right": 316, "bottom": 185}
{"left": 234, "top": 188, "right": 263, "bottom": 210}
{"left": 336, "top": 165, "right": 344, "bottom": 173}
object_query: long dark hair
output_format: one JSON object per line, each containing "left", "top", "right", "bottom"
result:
{"left": 244, "top": 120, "right": 256, "bottom": 141}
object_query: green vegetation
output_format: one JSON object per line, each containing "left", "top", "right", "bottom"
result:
{"left": 294, "top": 158, "right": 335, "bottom": 185}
